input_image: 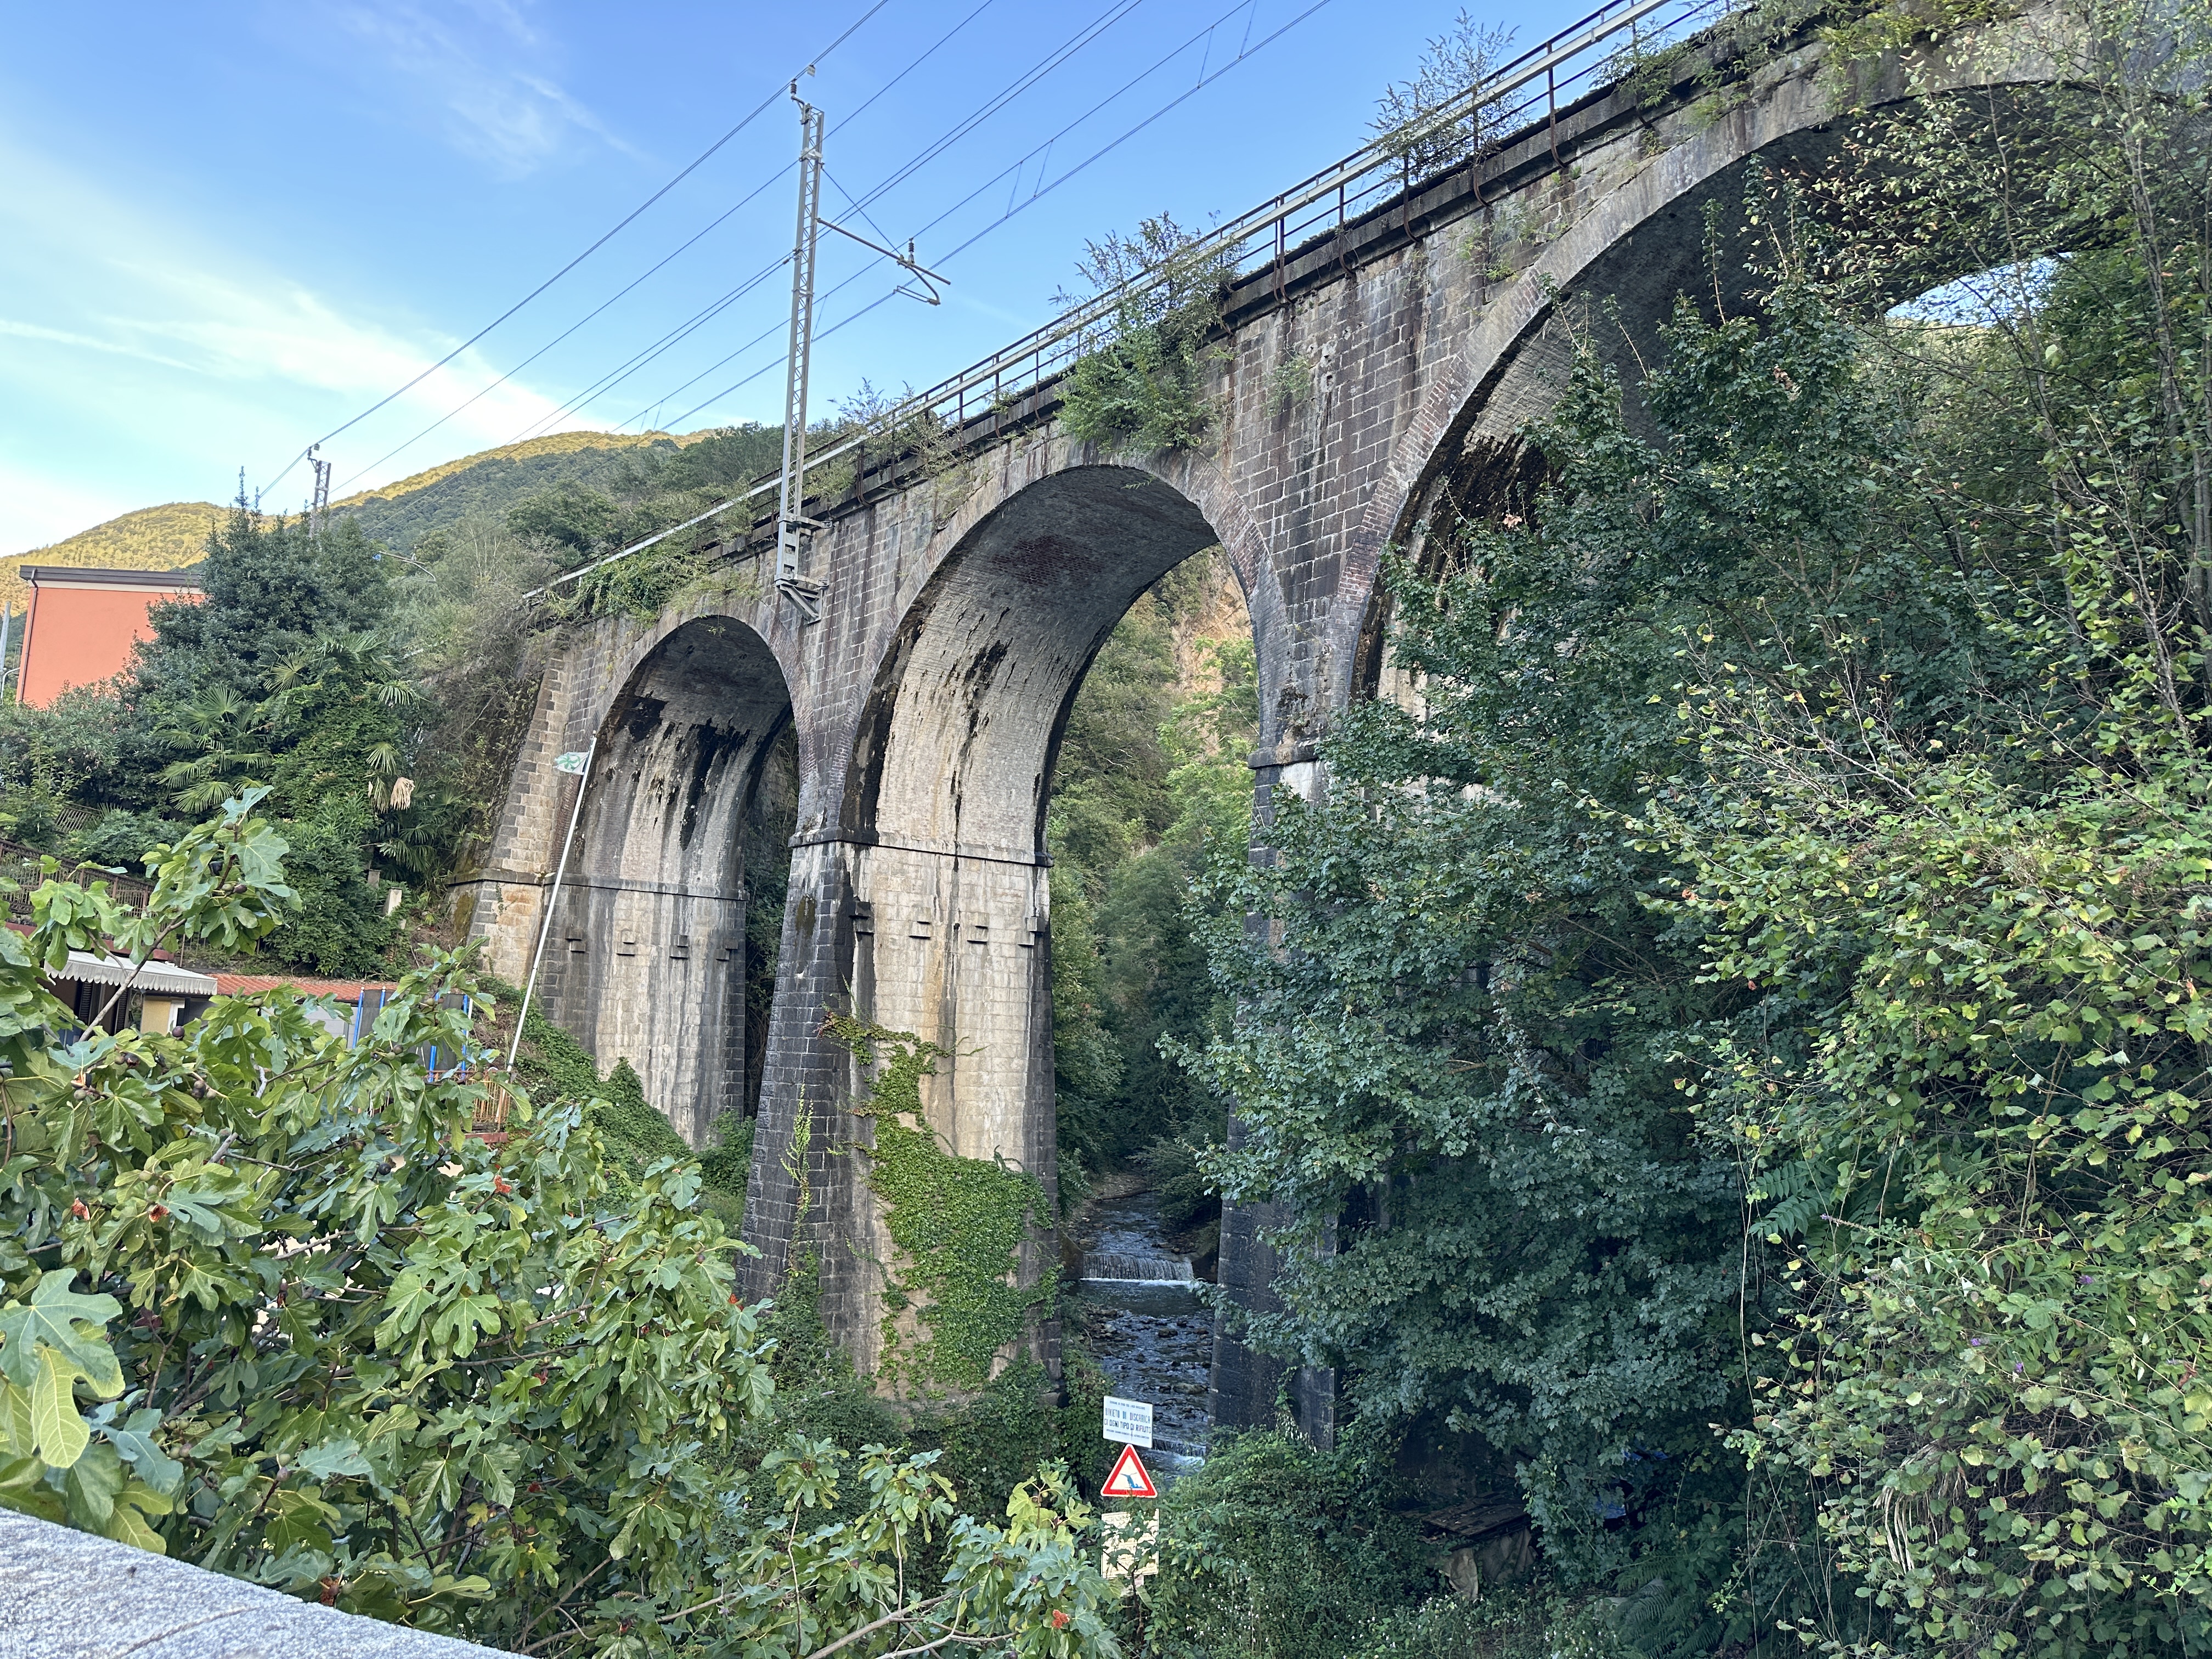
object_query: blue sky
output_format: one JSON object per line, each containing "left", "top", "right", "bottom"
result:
{"left": 0, "top": 0, "right": 1564, "bottom": 551}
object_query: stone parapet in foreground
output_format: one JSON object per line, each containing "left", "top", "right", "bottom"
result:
{"left": 0, "top": 1511, "right": 509, "bottom": 1659}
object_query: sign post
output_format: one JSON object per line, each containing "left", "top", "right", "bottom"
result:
{"left": 1101, "top": 1511, "right": 1160, "bottom": 1585}
{"left": 1099, "top": 1393, "right": 1160, "bottom": 1578}
{"left": 507, "top": 742, "right": 596, "bottom": 1072}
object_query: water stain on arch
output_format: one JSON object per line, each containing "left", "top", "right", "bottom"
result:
{"left": 848, "top": 464, "right": 1226, "bottom": 859}
{"left": 536, "top": 616, "right": 798, "bottom": 1147}
{"left": 622, "top": 693, "right": 670, "bottom": 744}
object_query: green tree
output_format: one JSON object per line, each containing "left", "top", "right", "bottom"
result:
{"left": 142, "top": 629, "right": 424, "bottom": 975}
{"left": 655, "top": 424, "right": 785, "bottom": 494}
{"left": 1136, "top": 1432, "right": 1434, "bottom": 1659}
{"left": 1179, "top": 310, "right": 1850, "bottom": 1612}
{"left": 1177, "top": 15, "right": 2212, "bottom": 1649}
{"left": 91, "top": 511, "right": 426, "bottom": 973}
{"left": 0, "top": 796, "right": 1120, "bottom": 1657}
{"left": 1630, "top": 43, "right": 2212, "bottom": 1656}
{"left": 138, "top": 510, "right": 390, "bottom": 699}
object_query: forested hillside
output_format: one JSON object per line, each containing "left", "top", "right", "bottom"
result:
{"left": 0, "top": 424, "right": 783, "bottom": 610}
{"left": 0, "top": 501, "right": 225, "bottom": 612}
{"left": 340, "top": 427, "right": 751, "bottom": 554}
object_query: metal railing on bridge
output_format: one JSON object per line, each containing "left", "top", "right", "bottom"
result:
{"left": 540, "top": 0, "right": 1737, "bottom": 596}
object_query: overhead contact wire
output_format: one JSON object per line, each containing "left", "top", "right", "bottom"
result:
{"left": 337, "top": 174, "right": 797, "bottom": 489}
{"left": 509, "top": 255, "right": 794, "bottom": 444}
{"left": 537, "top": 0, "right": 1701, "bottom": 599}
{"left": 653, "top": 0, "right": 1328, "bottom": 432}
{"left": 349, "top": 0, "right": 1009, "bottom": 483}
{"left": 559, "top": 0, "right": 1156, "bottom": 437}
{"left": 263, "top": 0, "right": 896, "bottom": 498}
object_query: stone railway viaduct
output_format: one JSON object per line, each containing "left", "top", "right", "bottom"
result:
{"left": 455, "top": 3, "right": 2084, "bottom": 1431}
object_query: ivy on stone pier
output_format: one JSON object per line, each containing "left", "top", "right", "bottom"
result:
{"left": 826, "top": 1014, "right": 1056, "bottom": 1395}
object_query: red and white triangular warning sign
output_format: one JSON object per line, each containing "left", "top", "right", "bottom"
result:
{"left": 1102, "top": 1443, "right": 1158, "bottom": 1500}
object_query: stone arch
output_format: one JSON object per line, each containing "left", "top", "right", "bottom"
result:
{"left": 1335, "top": 13, "right": 2094, "bottom": 703}
{"left": 845, "top": 461, "right": 1233, "bottom": 1137}
{"left": 741, "top": 461, "right": 1250, "bottom": 1374}
{"left": 531, "top": 613, "right": 797, "bottom": 1146}
{"left": 849, "top": 464, "right": 1240, "bottom": 860}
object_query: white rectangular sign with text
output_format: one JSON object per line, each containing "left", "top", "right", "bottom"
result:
{"left": 1102, "top": 1396, "right": 1153, "bottom": 1448}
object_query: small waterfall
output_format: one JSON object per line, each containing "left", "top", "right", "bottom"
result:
{"left": 1078, "top": 1190, "right": 1214, "bottom": 1479}
{"left": 1082, "top": 1251, "right": 1196, "bottom": 1285}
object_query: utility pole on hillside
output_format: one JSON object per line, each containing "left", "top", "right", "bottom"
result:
{"left": 307, "top": 445, "right": 332, "bottom": 536}
{"left": 773, "top": 81, "right": 948, "bottom": 626}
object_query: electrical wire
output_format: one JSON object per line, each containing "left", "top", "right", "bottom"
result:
{"left": 830, "top": 0, "right": 1149, "bottom": 220}
{"left": 611, "top": 299, "right": 803, "bottom": 433}
{"left": 592, "top": 1, "right": 1188, "bottom": 435}
{"left": 261, "top": 0, "right": 897, "bottom": 500}
{"left": 509, "top": 0, "right": 1157, "bottom": 444}
{"left": 337, "top": 0, "right": 1009, "bottom": 490}
{"left": 506, "top": 254, "right": 793, "bottom": 444}
{"left": 659, "top": 288, "right": 906, "bottom": 431}
{"left": 618, "top": 258, "right": 889, "bottom": 433}
{"left": 335, "top": 180, "right": 792, "bottom": 492}
{"left": 540, "top": 0, "right": 1694, "bottom": 596}
{"left": 823, "top": 167, "right": 904, "bottom": 258}
{"left": 647, "top": 0, "right": 1330, "bottom": 433}
{"left": 590, "top": 162, "right": 928, "bottom": 434}
{"left": 830, "top": 0, "right": 1003, "bottom": 136}
{"left": 941, "top": 0, "right": 1333, "bottom": 262}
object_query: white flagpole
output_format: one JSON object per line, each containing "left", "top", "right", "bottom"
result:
{"left": 507, "top": 740, "right": 596, "bottom": 1071}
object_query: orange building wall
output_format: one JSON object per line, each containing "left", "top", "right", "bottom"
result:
{"left": 18, "top": 583, "right": 200, "bottom": 707}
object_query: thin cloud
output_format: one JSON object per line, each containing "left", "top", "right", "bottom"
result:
{"left": 323, "top": 1, "right": 645, "bottom": 176}
{"left": 515, "top": 73, "right": 651, "bottom": 164}
{"left": 0, "top": 318, "right": 202, "bottom": 374}
{"left": 0, "top": 459, "right": 137, "bottom": 557}
{"left": 0, "top": 136, "right": 600, "bottom": 518}
{"left": 92, "top": 259, "right": 602, "bottom": 456}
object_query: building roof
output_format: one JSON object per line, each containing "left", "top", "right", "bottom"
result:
{"left": 53, "top": 951, "right": 218, "bottom": 996}
{"left": 212, "top": 974, "right": 399, "bottom": 1001}
{"left": 19, "top": 564, "right": 202, "bottom": 591}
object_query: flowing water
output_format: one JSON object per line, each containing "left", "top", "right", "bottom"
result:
{"left": 1075, "top": 1189, "right": 1211, "bottom": 1474}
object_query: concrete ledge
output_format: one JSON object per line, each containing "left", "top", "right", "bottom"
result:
{"left": 0, "top": 1511, "right": 510, "bottom": 1659}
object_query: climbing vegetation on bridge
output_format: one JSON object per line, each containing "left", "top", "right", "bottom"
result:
{"left": 1606, "top": 0, "right": 2010, "bottom": 129}
{"left": 1818, "top": 0, "right": 2026, "bottom": 81}
{"left": 826, "top": 1013, "right": 1056, "bottom": 1396}
{"left": 1371, "top": 12, "right": 1517, "bottom": 174}
{"left": 1058, "top": 213, "right": 1238, "bottom": 454}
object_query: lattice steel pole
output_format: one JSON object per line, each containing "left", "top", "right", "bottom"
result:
{"left": 775, "top": 89, "right": 827, "bottom": 624}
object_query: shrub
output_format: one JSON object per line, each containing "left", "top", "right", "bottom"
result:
{"left": 0, "top": 797, "right": 1121, "bottom": 1657}
{"left": 1058, "top": 215, "right": 1236, "bottom": 454}
{"left": 1137, "top": 1431, "right": 1435, "bottom": 1658}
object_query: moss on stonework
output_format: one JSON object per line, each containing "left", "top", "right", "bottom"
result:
{"left": 825, "top": 1013, "right": 1055, "bottom": 1395}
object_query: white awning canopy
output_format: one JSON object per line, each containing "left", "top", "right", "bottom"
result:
{"left": 52, "top": 951, "right": 217, "bottom": 997}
